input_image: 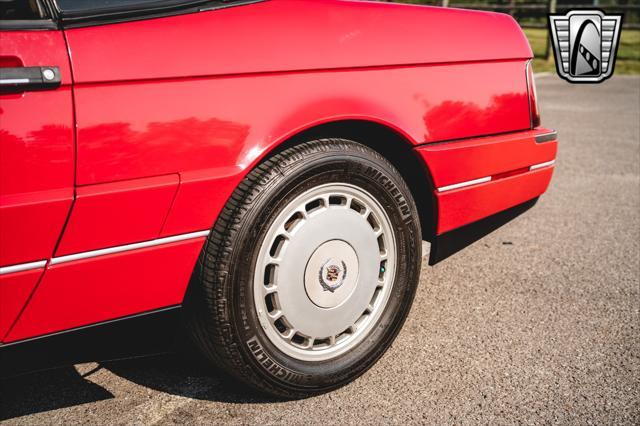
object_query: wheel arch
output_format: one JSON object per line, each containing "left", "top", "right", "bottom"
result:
{"left": 258, "top": 119, "right": 438, "bottom": 242}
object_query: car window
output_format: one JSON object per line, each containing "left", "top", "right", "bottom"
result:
{"left": 0, "top": 0, "right": 47, "bottom": 19}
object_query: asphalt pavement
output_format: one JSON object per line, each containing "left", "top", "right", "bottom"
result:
{"left": 1, "top": 75, "right": 639, "bottom": 425}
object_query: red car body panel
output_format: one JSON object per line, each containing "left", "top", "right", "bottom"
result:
{"left": 5, "top": 238, "right": 204, "bottom": 342}
{"left": 435, "top": 167, "right": 555, "bottom": 235}
{"left": 0, "top": 269, "right": 43, "bottom": 340}
{"left": 160, "top": 170, "right": 239, "bottom": 236}
{"left": 418, "top": 128, "right": 557, "bottom": 234}
{"left": 0, "top": 31, "right": 75, "bottom": 338}
{"left": 65, "top": 0, "right": 532, "bottom": 84}
{"left": 55, "top": 175, "right": 180, "bottom": 256}
{"left": 72, "top": 62, "right": 531, "bottom": 186}
{"left": 0, "top": 0, "right": 556, "bottom": 344}
{"left": 418, "top": 129, "right": 557, "bottom": 189}
{"left": 0, "top": 31, "right": 74, "bottom": 267}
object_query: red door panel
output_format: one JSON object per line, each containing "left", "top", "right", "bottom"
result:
{"left": 0, "top": 30, "right": 73, "bottom": 343}
{"left": 5, "top": 237, "right": 204, "bottom": 342}
{"left": 1, "top": 189, "right": 72, "bottom": 266}
{"left": 0, "top": 268, "right": 43, "bottom": 341}
{"left": 55, "top": 174, "right": 179, "bottom": 256}
{"left": 0, "top": 31, "right": 74, "bottom": 266}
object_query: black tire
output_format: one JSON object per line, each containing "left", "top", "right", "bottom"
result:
{"left": 185, "top": 138, "right": 422, "bottom": 398}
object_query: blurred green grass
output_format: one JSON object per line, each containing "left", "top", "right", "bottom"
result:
{"left": 524, "top": 28, "right": 640, "bottom": 74}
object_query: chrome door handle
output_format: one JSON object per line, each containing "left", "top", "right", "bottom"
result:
{"left": 0, "top": 66, "right": 61, "bottom": 92}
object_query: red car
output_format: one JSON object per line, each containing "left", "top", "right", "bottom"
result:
{"left": 0, "top": 0, "right": 557, "bottom": 397}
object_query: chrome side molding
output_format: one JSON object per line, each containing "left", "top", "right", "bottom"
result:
{"left": 437, "top": 159, "right": 556, "bottom": 193}
{"left": 50, "top": 230, "right": 210, "bottom": 265}
{"left": 0, "top": 230, "right": 210, "bottom": 275}
{"left": 437, "top": 176, "right": 491, "bottom": 193}
{"left": 0, "top": 260, "right": 47, "bottom": 276}
{"left": 529, "top": 160, "right": 556, "bottom": 171}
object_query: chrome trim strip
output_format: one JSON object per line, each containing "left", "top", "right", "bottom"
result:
{"left": 0, "top": 78, "right": 30, "bottom": 85}
{"left": 0, "top": 260, "right": 47, "bottom": 275}
{"left": 529, "top": 160, "right": 556, "bottom": 171}
{"left": 437, "top": 176, "right": 491, "bottom": 193}
{"left": 50, "top": 230, "right": 210, "bottom": 266}
{"left": 437, "top": 159, "right": 555, "bottom": 193}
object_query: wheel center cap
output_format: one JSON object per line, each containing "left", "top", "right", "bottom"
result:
{"left": 319, "top": 258, "right": 347, "bottom": 292}
{"left": 304, "top": 240, "right": 359, "bottom": 309}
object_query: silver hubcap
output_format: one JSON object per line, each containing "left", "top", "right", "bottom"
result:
{"left": 254, "top": 183, "right": 396, "bottom": 361}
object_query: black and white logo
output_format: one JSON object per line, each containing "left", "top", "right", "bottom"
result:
{"left": 549, "top": 10, "right": 623, "bottom": 83}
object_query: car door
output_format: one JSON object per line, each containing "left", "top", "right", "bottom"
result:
{"left": 3, "top": 0, "right": 206, "bottom": 342}
{"left": 0, "top": 1, "right": 75, "bottom": 340}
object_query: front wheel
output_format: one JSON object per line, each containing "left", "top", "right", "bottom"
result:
{"left": 186, "top": 138, "right": 422, "bottom": 398}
